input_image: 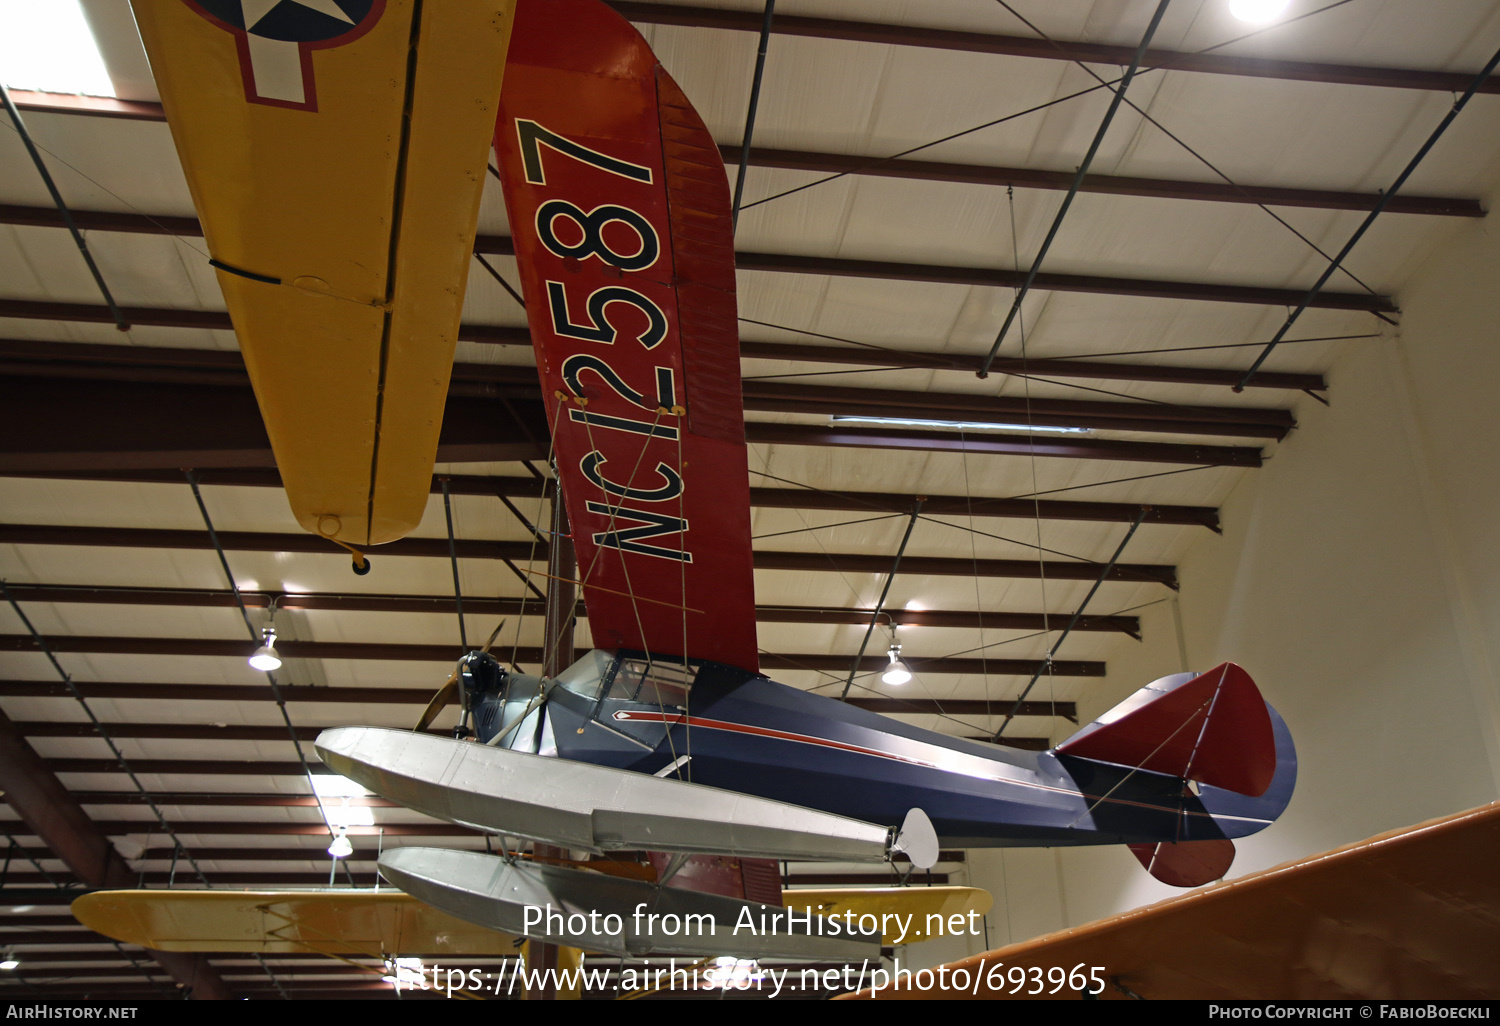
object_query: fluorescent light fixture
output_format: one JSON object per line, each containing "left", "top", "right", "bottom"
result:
{"left": 0, "top": 0, "right": 115, "bottom": 96}
{"left": 326, "top": 795, "right": 374, "bottom": 831}
{"left": 1228, "top": 0, "right": 1290, "bottom": 23}
{"left": 882, "top": 645, "right": 913, "bottom": 686}
{"left": 830, "top": 415, "right": 1090, "bottom": 434}
{"left": 311, "top": 774, "right": 372, "bottom": 799}
{"left": 248, "top": 627, "right": 281, "bottom": 671}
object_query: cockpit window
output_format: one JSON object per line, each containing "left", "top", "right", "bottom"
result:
{"left": 604, "top": 657, "right": 698, "bottom": 708}
{"left": 554, "top": 649, "right": 614, "bottom": 698}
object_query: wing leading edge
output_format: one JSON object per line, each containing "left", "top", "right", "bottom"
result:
{"left": 494, "top": 0, "right": 758, "bottom": 670}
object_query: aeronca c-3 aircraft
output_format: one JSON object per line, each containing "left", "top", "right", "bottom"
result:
{"left": 83, "top": 0, "right": 1296, "bottom": 966}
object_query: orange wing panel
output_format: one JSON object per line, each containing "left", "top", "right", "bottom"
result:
{"left": 843, "top": 802, "right": 1500, "bottom": 1000}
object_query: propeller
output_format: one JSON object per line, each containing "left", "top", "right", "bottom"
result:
{"left": 414, "top": 669, "right": 461, "bottom": 733}
{"left": 413, "top": 619, "right": 507, "bottom": 731}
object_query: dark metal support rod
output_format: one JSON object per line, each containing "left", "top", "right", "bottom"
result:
{"left": 494, "top": 493, "right": 551, "bottom": 601}
{"left": 0, "top": 82, "right": 130, "bottom": 332}
{"left": 731, "top": 0, "right": 776, "bottom": 231}
{"left": 440, "top": 478, "right": 469, "bottom": 651}
{"left": 994, "top": 507, "right": 1149, "bottom": 739}
{"left": 978, "top": 0, "right": 1171, "bottom": 377}
{"left": 184, "top": 472, "right": 352, "bottom": 882}
{"left": 0, "top": 580, "right": 211, "bottom": 887}
{"left": 473, "top": 252, "right": 526, "bottom": 309}
{"left": 1236, "top": 42, "right": 1500, "bottom": 390}
{"left": 841, "top": 499, "right": 924, "bottom": 699}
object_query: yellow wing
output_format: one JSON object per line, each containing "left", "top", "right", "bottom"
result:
{"left": 72, "top": 888, "right": 517, "bottom": 955}
{"left": 130, "top": 0, "right": 515, "bottom": 546}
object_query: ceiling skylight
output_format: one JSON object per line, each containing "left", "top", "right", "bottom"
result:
{"left": 0, "top": 0, "right": 115, "bottom": 97}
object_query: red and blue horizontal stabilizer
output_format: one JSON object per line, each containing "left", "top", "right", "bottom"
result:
{"left": 1056, "top": 663, "right": 1297, "bottom": 886}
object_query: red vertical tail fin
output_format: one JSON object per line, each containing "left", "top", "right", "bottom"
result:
{"left": 1055, "top": 663, "right": 1277, "bottom": 797}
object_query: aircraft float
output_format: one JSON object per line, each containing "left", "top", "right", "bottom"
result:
{"left": 91, "top": 0, "right": 1297, "bottom": 967}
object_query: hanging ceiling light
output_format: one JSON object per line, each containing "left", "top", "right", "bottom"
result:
{"left": 327, "top": 832, "right": 353, "bottom": 859}
{"left": 882, "top": 644, "right": 913, "bottom": 686}
{"left": 248, "top": 626, "right": 282, "bottom": 671}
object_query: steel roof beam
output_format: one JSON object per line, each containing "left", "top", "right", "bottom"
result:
{"left": 748, "top": 486, "right": 1218, "bottom": 530}
{"left": 0, "top": 639, "right": 1106, "bottom": 677}
{"left": 0, "top": 373, "right": 548, "bottom": 471}
{"left": 742, "top": 380, "right": 1294, "bottom": 438}
{"left": 0, "top": 708, "right": 233, "bottom": 999}
{"left": 2, "top": 329, "right": 1323, "bottom": 394}
{"left": 0, "top": 524, "right": 1179, "bottom": 585}
{"left": 738, "top": 340, "right": 1326, "bottom": 392}
{"left": 1, "top": 467, "right": 1223, "bottom": 530}
{"left": 745, "top": 422, "right": 1260, "bottom": 468}
{"left": 1, "top": 366, "right": 1260, "bottom": 467}
{"left": 0, "top": 303, "right": 1327, "bottom": 393}
{"left": 42, "top": 759, "right": 327, "bottom": 776}
{"left": 603, "top": 3, "right": 1500, "bottom": 95}
{"left": 3, "top": 685, "right": 1074, "bottom": 717}
{"left": 0, "top": 872, "right": 947, "bottom": 895}
{"left": 12, "top": 9, "right": 1492, "bottom": 118}
{"left": 716, "top": 147, "right": 1483, "bottom": 218}
{"left": 4, "top": 112, "right": 1481, "bottom": 222}
{"left": 0, "top": 337, "right": 1299, "bottom": 438}
{"left": 5, "top": 846, "right": 968, "bottom": 866}
{"left": 0, "top": 219, "right": 1394, "bottom": 312}
{"left": 0, "top": 584, "right": 1141, "bottom": 635}
{"left": 38, "top": 752, "right": 1048, "bottom": 775}
{"left": 980, "top": 0, "right": 1172, "bottom": 375}
{"left": 730, "top": 252, "right": 1395, "bottom": 312}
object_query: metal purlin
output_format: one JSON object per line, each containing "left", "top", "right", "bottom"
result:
{"left": 0, "top": 582, "right": 211, "bottom": 888}
{"left": 1237, "top": 40, "right": 1500, "bottom": 389}
{"left": 182, "top": 471, "right": 355, "bottom": 886}
{"left": 730, "top": 1, "right": 1366, "bottom": 218}
{"left": 252, "top": 953, "right": 291, "bottom": 1000}
{"left": 0, "top": 82, "right": 130, "bottom": 333}
{"left": 439, "top": 478, "right": 470, "bottom": 652}
{"left": 840, "top": 499, "right": 924, "bottom": 700}
{"left": 993, "top": 0, "right": 1386, "bottom": 308}
{"left": 730, "top": 0, "right": 776, "bottom": 231}
{"left": 977, "top": 0, "right": 1173, "bottom": 377}
{"left": 993, "top": 507, "right": 1149, "bottom": 741}
{"left": 0, "top": 828, "right": 170, "bottom": 997}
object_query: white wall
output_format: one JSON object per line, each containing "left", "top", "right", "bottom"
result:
{"left": 968, "top": 207, "right": 1500, "bottom": 935}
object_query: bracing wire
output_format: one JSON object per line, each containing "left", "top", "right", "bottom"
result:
{"left": 183, "top": 471, "right": 355, "bottom": 886}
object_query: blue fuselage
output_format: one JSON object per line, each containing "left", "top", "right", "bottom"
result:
{"left": 483, "top": 651, "right": 1289, "bottom": 848}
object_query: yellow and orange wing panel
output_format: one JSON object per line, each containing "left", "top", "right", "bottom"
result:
{"left": 131, "top": 0, "right": 515, "bottom": 546}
